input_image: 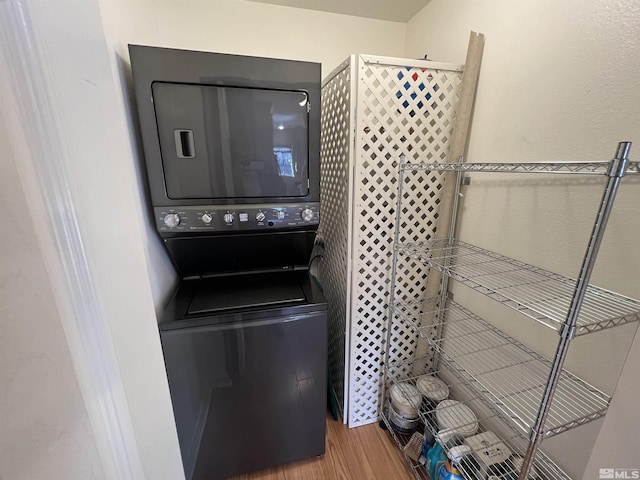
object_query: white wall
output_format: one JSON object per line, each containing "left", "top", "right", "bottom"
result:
{"left": 0, "top": 119, "right": 106, "bottom": 480}
{"left": 405, "top": 1, "right": 640, "bottom": 478}
{"left": 100, "top": 0, "right": 407, "bottom": 78}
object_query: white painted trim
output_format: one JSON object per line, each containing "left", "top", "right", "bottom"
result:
{"left": 343, "top": 55, "right": 358, "bottom": 425}
{"left": 0, "top": 1, "right": 144, "bottom": 478}
{"left": 347, "top": 54, "right": 365, "bottom": 428}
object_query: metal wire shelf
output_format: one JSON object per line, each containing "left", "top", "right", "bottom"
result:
{"left": 401, "top": 160, "right": 640, "bottom": 175}
{"left": 380, "top": 142, "right": 636, "bottom": 479}
{"left": 379, "top": 412, "right": 430, "bottom": 480}
{"left": 392, "top": 300, "right": 610, "bottom": 438}
{"left": 383, "top": 359, "right": 571, "bottom": 480}
{"left": 399, "top": 239, "right": 640, "bottom": 336}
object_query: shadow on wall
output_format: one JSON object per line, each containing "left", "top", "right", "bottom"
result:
{"left": 113, "top": 51, "right": 179, "bottom": 314}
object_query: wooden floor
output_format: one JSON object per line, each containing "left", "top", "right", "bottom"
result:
{"left": 233, "top": 414, "right": 415, "bottom": 480}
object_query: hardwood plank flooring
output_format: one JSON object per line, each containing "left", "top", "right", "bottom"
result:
{"left": 233, "top": 414, "right": 415, "bottom": 480}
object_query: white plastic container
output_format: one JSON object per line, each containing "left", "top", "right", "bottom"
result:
{"left": 435, "top": 399, "right": 478, "bottom": 438}
{"left": 385, "top": 399, "right": 420, "bottom": 434}
{"left": 464, "top": 431, "right": 512, "bottom": 479}
{"left": 416, "top": 374, "right": 449, "bottom": 404}
{"left": 389, "top": 383, "right": 422, "bottom": 418}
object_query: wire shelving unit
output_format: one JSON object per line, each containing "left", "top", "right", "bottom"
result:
{"left": 380, "top": 142, "right": 639, "bottom": 480}
{"left": 383, "top": 356, "right": 571, "bottom": 480}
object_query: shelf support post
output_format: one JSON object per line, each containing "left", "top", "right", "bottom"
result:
{"left": 519, "top": 141, "right": 632, "bottom": 480}
{"left": 379, "top": 154, "right": 408, "bottom": 417}
{"left": 432, "top": 156, "right": 465, "bottom": 370}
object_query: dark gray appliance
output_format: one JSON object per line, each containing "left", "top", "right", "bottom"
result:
{"left": 129, "top": 45, "right": 327, "bottom": 480}
{"left": 128, "top": 44, "right": 321, "bottom": 274}
{"left": 160, "top": 271, "right": 327, "bottom": 479}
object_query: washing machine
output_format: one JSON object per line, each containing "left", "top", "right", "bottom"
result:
{"left": 159, "top": 270, "right": 326, "bottom": 479}
{"left": 129, "top": 45, "right": 327, "bottom": 479}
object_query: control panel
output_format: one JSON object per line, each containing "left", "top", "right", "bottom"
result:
{"left": 154, "top": 203, "right": 320, "bottom": 234}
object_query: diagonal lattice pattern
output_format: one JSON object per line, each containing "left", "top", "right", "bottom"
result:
{"left": 320, "top": 61, "right": 351, "bottom": 419}
{"left": 321, "top": 56, "right": 463, "bottom": 427}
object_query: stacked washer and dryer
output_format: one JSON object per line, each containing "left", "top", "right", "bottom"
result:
{"left": 129, "top": 45, "right": 327, "bottom": 480}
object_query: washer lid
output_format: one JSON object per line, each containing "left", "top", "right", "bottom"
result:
{"left": 188, "top": 272, "right": 305, "bottom": 314}
{"left": 416, "top": 374, "right": 449, "bottom": 401}
{"left": 435, "top": 399, "right": 478, "bottom": 437}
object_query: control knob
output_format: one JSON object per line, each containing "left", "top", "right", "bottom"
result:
{"left": 224, "top": 213, "right": 234, "bottom": 223}
{"left": 276, "top": 211, "right": 285, "bottom": 220}
{"left": 301, "top": 208, "right": 314, "bottom": 222}
{"left": 201, "top": 213, "right": 212, "bottom": 224}
{"left": 163, "top": 213, "right": 180, "bottom": 228}
{"left": 256, "top": 211, "right": 266, "bottom": 222}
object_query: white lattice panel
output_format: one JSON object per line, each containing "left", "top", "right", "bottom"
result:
{"left": 321, "top": 55, "right": 463, "bottom": 427}
{"left": 319, "top": 60, "right": 352, "bottom": 421}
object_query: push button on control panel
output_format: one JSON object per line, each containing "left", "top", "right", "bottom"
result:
{"left": 239, "top": 213, "right": 249, "bottom": 222}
